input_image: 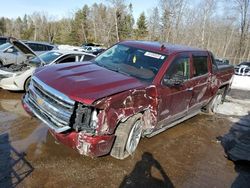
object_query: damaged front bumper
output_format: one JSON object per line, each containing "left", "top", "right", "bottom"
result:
{"left": 22, "top": 96, "right": 115, "bottom": 157}
{"left": 50, "top": 130, "right": 115, "bottom": 157}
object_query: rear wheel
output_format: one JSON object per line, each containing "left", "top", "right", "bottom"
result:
{"left": 203, "top": 88, "right": 225, "bottom": 114}
{"left": 111, "top": 114, "right": 142, "bottom": 160}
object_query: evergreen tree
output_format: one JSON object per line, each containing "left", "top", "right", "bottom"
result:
{"left": 136, "top": 12, "right": 148, "bottom": 39}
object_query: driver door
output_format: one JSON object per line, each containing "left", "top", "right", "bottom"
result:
{"left": 157, "top": 53, "right": 193, "bottom": 128}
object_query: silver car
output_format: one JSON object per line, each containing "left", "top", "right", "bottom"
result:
{"left": 0, "top": 39, "right": 57, "bottom": 67}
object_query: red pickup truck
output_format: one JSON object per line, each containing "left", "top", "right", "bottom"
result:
{"left": 22, "top": 41, "right": 234, "bottom": 159}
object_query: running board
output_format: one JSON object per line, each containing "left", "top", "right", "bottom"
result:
{"left": 146, "top": 110, "right": 201, "bottom": 138}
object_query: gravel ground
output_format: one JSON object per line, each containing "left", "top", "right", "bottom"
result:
{"left": 0, "top": 89, "right": 249, "bottom": 188}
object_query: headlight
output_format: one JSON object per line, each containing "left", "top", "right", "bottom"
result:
{"left": 90, "top": 109, "right": 98, "bottom": 129}
{"left": 73, "top": 103, "right": 99, "bottom": 134}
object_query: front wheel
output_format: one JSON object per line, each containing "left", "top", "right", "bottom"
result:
{"left": 110, "top": 114, "right": 142, "bottom": 160}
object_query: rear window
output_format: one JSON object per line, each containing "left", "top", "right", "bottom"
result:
{"left": 193, "top": 56, "right": 208, "bottom": 76}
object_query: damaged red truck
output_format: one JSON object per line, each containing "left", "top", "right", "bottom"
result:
{"left": 22, "top": 41, "right": 234, "bottom": 159}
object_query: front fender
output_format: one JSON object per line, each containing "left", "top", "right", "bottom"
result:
{"left": 94, "top": 85, "right": 159, "bottom": 135}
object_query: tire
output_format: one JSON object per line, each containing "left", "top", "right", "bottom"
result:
{"left": 110, "top": 114, "right": 142, "bottom": 160}
{"left": 24, "top": 77, "right": 31, "bottom": 92}
{"left": 203, "top": 88, "right": 224, "bottom": 114}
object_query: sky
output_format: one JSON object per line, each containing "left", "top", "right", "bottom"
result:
{"left": 0, "top": 0, "right": 157, "bottom": 21}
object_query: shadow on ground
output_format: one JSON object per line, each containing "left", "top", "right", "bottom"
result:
{"left": 119, "top": 152, "right": 174, "bottom": 188}
{"left": 0, "top": 133, "right": 34, "bottom": 187}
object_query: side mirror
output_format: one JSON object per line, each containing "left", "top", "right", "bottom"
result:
{"left": 6, "top": 48, "right": 14, "bottom": 53}
{"left": 163, "top": 74, "right": 185, "bottom": 87}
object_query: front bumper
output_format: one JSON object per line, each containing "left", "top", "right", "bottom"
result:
{"left": 50, "top": 130, "right": 115, "bottom": 157}
{"left": 0, "top": 76, "right": 23, "bottom": 91}
{"left": 22, "top": 95, "right": 115, "bottom": 157}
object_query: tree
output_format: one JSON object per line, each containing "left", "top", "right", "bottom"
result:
{"left": 148, "top": 7, "right": 161, "bottom": 40}
{"left": 136, "top": 12, "right": 148, "bottom": 39}
{"left": 0, "top": 17, "right": 6, "bottom": 35}
{"left": 235, "top": 0, "right": 250, "bottom": 62}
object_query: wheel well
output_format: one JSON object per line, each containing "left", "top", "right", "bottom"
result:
{"left": 219, "top": 84, "right": 230, "bottom": 101}
{"left": 24, "top": 76, "right": 31, "bottom": 91}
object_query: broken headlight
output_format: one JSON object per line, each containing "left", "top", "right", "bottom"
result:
{"left": 73, "top": 103, "right": 99, "bottom": 134}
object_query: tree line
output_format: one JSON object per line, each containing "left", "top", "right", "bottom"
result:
{"left": 0, "top": 0, "right": 249, "bottom": 64}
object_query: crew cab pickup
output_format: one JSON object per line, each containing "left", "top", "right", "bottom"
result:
{"left": 22, "top": 41, "right": 234, "bottom": 159}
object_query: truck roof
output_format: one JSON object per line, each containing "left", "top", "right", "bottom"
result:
{"left": 120, "top": 40, "right": 204, "bottom": 55}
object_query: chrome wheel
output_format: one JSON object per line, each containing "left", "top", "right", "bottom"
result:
{"left": 126, "top": 120, "right": 142, "bottom": 155}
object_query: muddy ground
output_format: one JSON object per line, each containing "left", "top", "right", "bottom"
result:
{"left": 0, "top": 89, "right": 250, "bottom": 188}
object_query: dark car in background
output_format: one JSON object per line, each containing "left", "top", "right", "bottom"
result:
{"left": 234, "top": 61, "right": 250, "bottom": 76}
{"left": 0, "top": 36, "right": 7, "bottom": 45}
{"left": 23, "top": 41, "right": 58, "bottom": 54}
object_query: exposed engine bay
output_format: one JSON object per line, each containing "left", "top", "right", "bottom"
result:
{"left": 0, "top": 63, "right": 31, "bottom": 72}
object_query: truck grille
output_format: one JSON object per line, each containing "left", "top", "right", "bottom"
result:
{"left": 24, "top": 76, "right": 75, "bottom": 133}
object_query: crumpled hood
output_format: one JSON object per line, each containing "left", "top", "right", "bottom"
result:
{"left": 34, "top": 61, "right": 147, "bottom": 105}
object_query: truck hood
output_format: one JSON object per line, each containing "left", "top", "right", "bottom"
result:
{"left": 34, "top": 61, "right": 148, "bottom": 105}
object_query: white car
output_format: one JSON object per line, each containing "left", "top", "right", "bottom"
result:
{"left": 0, "top": 43, "right": 95, "bottom": 91}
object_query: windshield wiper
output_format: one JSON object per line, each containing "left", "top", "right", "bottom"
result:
{"left": 95, "top": 61, "right": 131, "bottom": 76}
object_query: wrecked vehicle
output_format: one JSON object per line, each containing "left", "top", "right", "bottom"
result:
{"left": 0, "top": 38, "right": 57, "bottom": 67}
{"left": 22, "top": 40, "right": 234, "bottom": 159}
{"left": 0, "top": 39, "right": 95, "bottom": 91}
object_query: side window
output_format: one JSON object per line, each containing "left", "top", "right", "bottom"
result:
{"left": 46, "top": 45, "right": 53, "bottom": 51}
{"left": 193, "top": 56, "right": 208, "bottom": 76}
{"left": 26, "top": 43, "right": 37, "bottom": 51}
{"left": 162, "top": 56, "right": 190, "bottom": 86}
{"left": 82, "top": 55, "right": 94, "bottom": 61}
{"left": 57, "top": 55, "right": 76, "bottom": 64}
{"left": 165, "top": 56, "right": 190, "bottom": 80}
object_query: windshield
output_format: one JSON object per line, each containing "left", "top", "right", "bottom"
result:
{"left": 94, "top": 44, "right": 167, "bottom": 82}
{"left": 30, "top": 51, "right": 62, "bottom": 65}
{"left": 0, "top": 42, "right": 11, "bottom": 51}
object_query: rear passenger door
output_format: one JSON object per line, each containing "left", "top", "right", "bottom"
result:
{"left": 188, "top": 52, "right": 211, "bottom": 112}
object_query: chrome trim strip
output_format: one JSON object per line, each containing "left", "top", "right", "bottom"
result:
{"left": 32, "top": 76, "right": 75, "bottom": 106}
{"left": 29, "top": 84, "right": 72, "bottom": 122}
{"left": 24, "top": 95, "right": 71, "bottom": 133}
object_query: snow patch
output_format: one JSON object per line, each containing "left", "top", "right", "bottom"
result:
{"left": 231, "top": 75, "right": 250, "bottom": 91}
{"left": 58, "top": 45, "right": 82, "bottom": 51}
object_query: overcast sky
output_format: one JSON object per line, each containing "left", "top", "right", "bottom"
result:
{"left": 0, "top": 0, "right": 157, "bottom": 20}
